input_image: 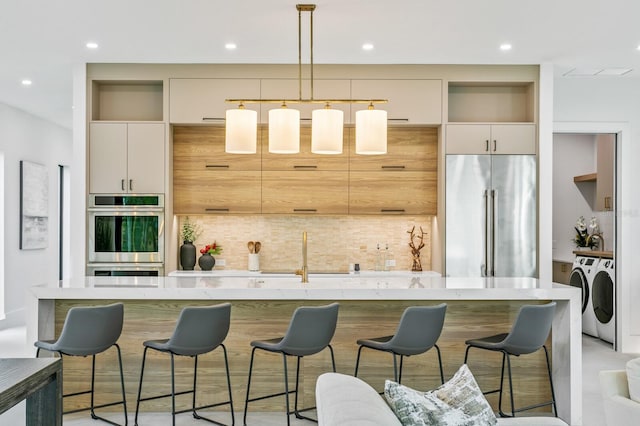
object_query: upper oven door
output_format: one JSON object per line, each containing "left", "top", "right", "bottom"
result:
{"left": 88, "top": 209, "right": 164, "bottom": 263}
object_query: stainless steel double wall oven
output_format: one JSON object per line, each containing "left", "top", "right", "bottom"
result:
{"left": 87, "top": 194, "right": 164, "bottom": 276}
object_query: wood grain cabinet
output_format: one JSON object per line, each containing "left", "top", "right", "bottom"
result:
{"left": 350, "top": 79, "right": 442, "bottom": 125}
{"left": 89, "top": 122, "right": 165, "bottom": 194}
{"left": 262, "top": 171, "right": 348, "bottom": 214}
{"left": 169, "top": 78, "right": 261, "bottom": 124}
{"left": 173, "top": 126, "right": 261, "bottom": 214}
{"left": 261, "top": 126, "right": 349, "bottom": 171}
{"left": 445, "top": 124, "right": 536, "bottom": 155}
{"left": 348, "top": 127, "right": 438, "bottom": 215}
{"left": 261, "top": 125, "right": 349, "bottom": 214}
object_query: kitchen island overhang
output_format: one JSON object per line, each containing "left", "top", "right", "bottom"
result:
{"left": 27, "top": 275, "right": 581, "bottom": 425}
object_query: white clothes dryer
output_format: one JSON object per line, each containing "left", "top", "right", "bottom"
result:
{"left": 593, "top": 258, "right": 615, "bottom": 344}
{"left": 570, "top": 256, "right": 600, "bottom": 337}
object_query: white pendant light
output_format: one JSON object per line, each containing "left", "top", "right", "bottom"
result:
{"left": 269, "top": 104, "right": 300, "bottom": 153}
{"left": 311, "top": 105, "right": 344, "bottom": 154}
{"left": 225, "top": 104, "right": 257, "bottom": 154}
{"left": 355, "top": 104, "right": 387, "bottom": 155}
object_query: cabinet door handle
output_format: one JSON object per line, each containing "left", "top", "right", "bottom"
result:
{"left": 388, "top": 118, "right": 409, "bottom": 122}
{"left": 205, "top": 208, "right": 230, "bottom": 212}
{"left": 121, "top": 179, "right": 125, "bottom": 191}
{"left": 604, "top": 196, "right": 612, "bottom": 210}
{"left": 493, "top": 140, "right": 497, "bottom": 152}
{"left": 206, "top": 164, "right": 230, "bottom": 169}
{"left": 293, "top": 165, "right": 318, "bottom": 169}
{"left": 129, "top": 179, "right": 133, "bottom": 191}
{"left": 485, "top": 140, "right": 489, "bottom": 152}
{"left": 381, "top": 165, "right": 405, "bottom": 169}
{"left": 293, "top": 209, "right": 317, "bottom": 213}
{"left": 201, "top": 117, "right": 225, "bottom": 122}
{"left": 381, "top": 209, "right": 405, "bottom": 213}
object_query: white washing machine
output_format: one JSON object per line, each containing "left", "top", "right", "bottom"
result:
{"left": 593, "top": 258, "right": 615, "bottom": 344}
{"left": 570, "top": 256, "right": 600, "bottom": 337}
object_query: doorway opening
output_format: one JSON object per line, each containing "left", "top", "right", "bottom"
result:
{"left": 552, "top": 132, "right": 617, "bottom": 349}
{"left": 59, "top": 165, "right": 71, "bottom": 280}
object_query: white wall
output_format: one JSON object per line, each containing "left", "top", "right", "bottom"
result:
{"left": 554, "top": 76, "right": 640, "bottom": 353}
{"left": 0, "top": 102, "right": 72, "bottom": 328}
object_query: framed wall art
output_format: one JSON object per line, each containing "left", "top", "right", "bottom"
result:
{"left": 20, "top": 160, "right": 48, "bottom": 249}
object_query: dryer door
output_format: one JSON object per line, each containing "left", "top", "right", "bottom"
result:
{"left": 569, "top": 268, "right": 588, "bottom": 313}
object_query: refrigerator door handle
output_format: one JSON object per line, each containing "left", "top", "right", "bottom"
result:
{"left": 483, "top": 189, "right": 489, "bottom": 277}
{"left": 491, "top": 189, "right": 496, "bottom": 276}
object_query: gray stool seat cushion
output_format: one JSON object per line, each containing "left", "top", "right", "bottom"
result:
{"left": 34, "top": 302, "right": 124, "bottom": 357}
{"left": 250, "top": 302, "right": 340, "bottom": 356}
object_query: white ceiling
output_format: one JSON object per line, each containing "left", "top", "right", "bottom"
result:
{"left": 3, "top": 0, "right": 640, "bottom": 129}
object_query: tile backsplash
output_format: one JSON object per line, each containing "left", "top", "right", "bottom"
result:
{"left": 179, "top": 215, "right": 433, "bottom": 273}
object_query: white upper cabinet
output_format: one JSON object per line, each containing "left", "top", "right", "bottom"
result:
{"left": 350, "top": 79, "right": 442, "bottom": 124}
{"left": 260, "top": 79, "right": 351, "bottom": 124}
{"left": 446, "top": 124, "right": 536, "bottom": 155}
{"left": 169, "top": 78, "right": 261, "bottom": 124}
{"left": 90, "top": 122, "right": 165, "bottom": 193}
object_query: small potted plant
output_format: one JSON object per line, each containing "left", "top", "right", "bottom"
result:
{"left": 199, "top": 242, "right": 222, "bottom": 271}
{"left": 180, "top": 217, "right": 202, "bottom": 270}
{"left": 573, "top": 216, "right": 599, "bottom": 250}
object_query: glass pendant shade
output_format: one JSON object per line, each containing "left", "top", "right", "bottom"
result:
{"left": 225, "top": 107, "right": 258, "bottom": 154}
{"left": 269, "top": 107, "right": 300, "bottom": 153}
{"left": 311, "top": 107, "right": 344, "bottom": 154}
{"left": 355, "top": 108, "right": 388, "bottom": 155}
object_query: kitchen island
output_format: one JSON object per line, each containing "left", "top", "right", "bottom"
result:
{"left": 27, "top": 274, "right": 581, "bottom": 425}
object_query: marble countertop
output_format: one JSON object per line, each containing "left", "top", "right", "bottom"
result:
{"left": 30, "top": 274, "right": 578, "bottom": 301}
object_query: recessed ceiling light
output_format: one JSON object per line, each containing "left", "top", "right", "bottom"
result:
{"left": 500, "top": 43, "right": 512, "bottom": 51}
{"left": 21, "top": 79, "right": 32, "bottom": 86}
{"left": 225, "top": 43, "right": 237, "bottom": 50}
{"left": 637, "top": 45, "right": 640, "bottom": 51}
{"left": 362, "top": 43, "right": 374, "bottom": 51}
{"left": 86, "top": 42, "right": 99, "bottom": 49}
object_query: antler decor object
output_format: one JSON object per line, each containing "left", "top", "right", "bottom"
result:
{"left": 407, "top": 226, "right": 426, "bottom": 272}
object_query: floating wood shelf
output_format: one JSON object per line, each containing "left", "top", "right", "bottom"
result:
{"left": 573, "top": 173, "right": 597, "bottom": 183}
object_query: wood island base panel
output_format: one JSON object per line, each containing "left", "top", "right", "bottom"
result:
{"left": 28, "top": 275, "right": 581, "bottom": 424}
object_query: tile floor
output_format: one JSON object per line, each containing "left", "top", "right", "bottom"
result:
{"left": 0, "top": 325, "right": 637, "bottom": 425}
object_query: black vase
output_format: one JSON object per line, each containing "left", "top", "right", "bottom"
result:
{"left": 198, "top": 253, "right": 216, "bottom": 271}
{"left": 180, "top": 241, "right": 196, "bottom": 270}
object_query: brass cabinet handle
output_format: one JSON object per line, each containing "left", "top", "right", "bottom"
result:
{"left": 206, "top": 164, "right": 230, "bottom": 169}
{"left": 493, "top": 140, "right": 497, "bottom": 152}
{"left": 205, "top": 208, "right": 230, "bottom": 212}
{"left": 129, "top": 179, "right": 133, "bottom": 191}
{"left": 388, "top": 118, "right": 409, "bottom": 122}
{"left": 381, "top": 209, "right": 405, "bottom": 213}
{"left": 121, "top": 179, "right": 125, "bottom": 191}
{"left": 293, "top": 209, "right": 317, "bottom": 212}
{"left": 293, "top": 165, "right": 318, "bottom": 169}
{"left": 201, "top": 117, "right": 225, "bottom": 121}
{"left": 381, "top": 165, "right": 405, "bottom": 169}
{"left": 485, "top": 140, "right": 489, "bottom": 152}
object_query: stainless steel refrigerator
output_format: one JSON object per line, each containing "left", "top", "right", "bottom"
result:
{"left": 445, "top": 155, "right": 536, "bottom": 277}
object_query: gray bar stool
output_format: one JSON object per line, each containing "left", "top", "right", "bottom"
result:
{"left": 464, "top": 301, "right": 557, "bottom": 418}
{"left": 243, "top": 302, "right": 339, "bottom": 426}
{"left": 354, "top": 303, "right": 447, "bottom": 387}
{"left": 134, "top": 303, "right": 234, "bottom": 426}
{"left": 34, "top": 302, "right": 127, "bottom": 426}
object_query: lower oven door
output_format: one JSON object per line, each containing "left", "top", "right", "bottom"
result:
{"left": 86, "top": 263, "right": 164, "bottom": 277}
{"left": 88, "top": 209, "right": 164, "bottom": 263}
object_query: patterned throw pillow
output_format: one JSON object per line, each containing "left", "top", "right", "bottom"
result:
{"left": 431, "top": 364, "right": 497, "bottom": 425}
{"left": 383, "top": 364, "right": 497, "bottom": 426}
{"left": 384, "top": 380, "right": 474, "bottom": 426}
